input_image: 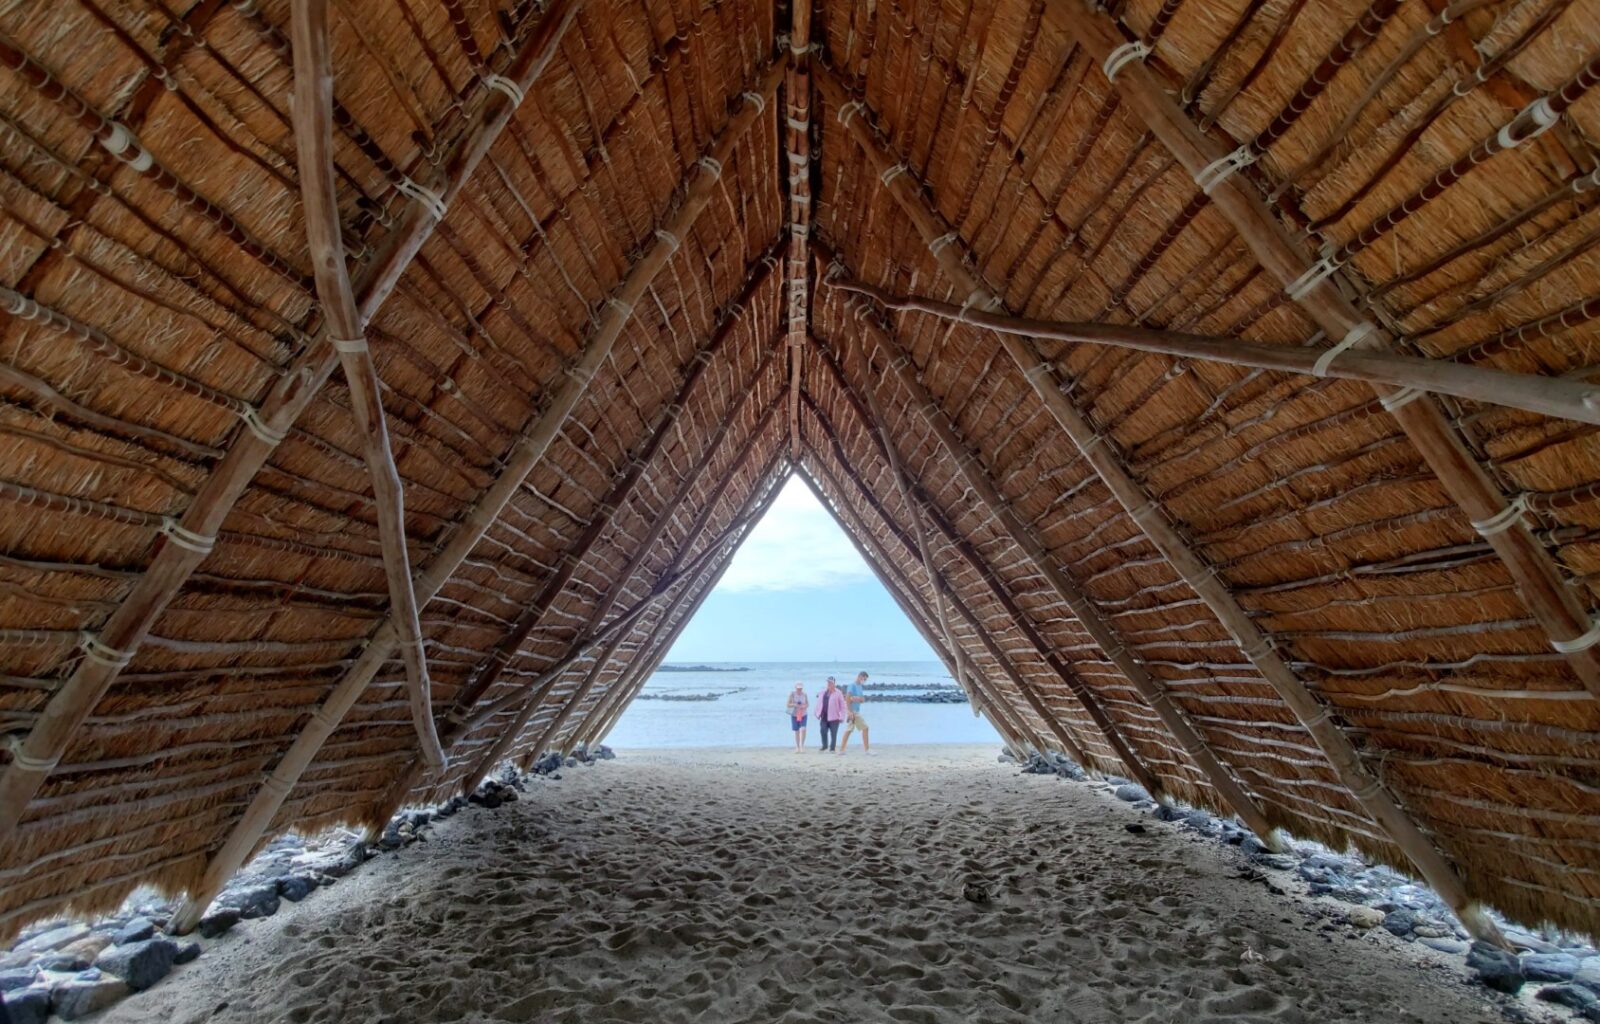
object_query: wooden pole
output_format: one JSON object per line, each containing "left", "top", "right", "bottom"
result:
{"left": 796, "top": 463, "right": 1046, "bottom": 755}
{"left": 367, "top": 251, "right": 780, "bottom": 821}
{"left": 782, "top": 0, "right": 813, "bottom": 456}
{"left": 0, "top": 0, "right": 584, "bottom": 840}
{"left": 818, "top": 66, "right": 1504, "bottom": 945}
{"left": 823, "top": 274, "right": 1600, "bottom": 426}
{"left": 809, "top": 321, "right": 1285, "bottom": 841}
{"left": 166, "top": 71, "right": 782, "bottom": 933}
{"left": 1057, "top": 3, "right": 1600, "bottom": 703}
{"left": 292, "top": 0, "right": 443, "bottom": 768}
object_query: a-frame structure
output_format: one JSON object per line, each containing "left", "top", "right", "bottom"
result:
{"left": 1, "top": 0, "right": 1599, "bottom": 945}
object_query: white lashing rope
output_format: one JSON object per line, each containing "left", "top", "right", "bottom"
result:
{"left": 1552, "top": 620, "right": 1600, "bottom": 655}
{"left": 1469, "top": 493, "right": 1528, "bottom": 538}
{"left": 331, "top": 336, "right": 369, "bottom": 354}
{"left": 80, "top": 632, "right": 134, "bottom": 669}
{"left": 6, "top": 741, "right": 59, "bottom": 773}
{"left": 929, "top": 232, "right": 958, "bottom": 255}
{"left": 1102, "top": 41, "right": 1150, "bottom": 82}
{"left": 1311, "top": 320, "right": 1377, "bottom": 377}
{"left": 99, "top": 122, "right": 154, "bottom": 173}
{"left": 1379, "top": 385, "right": 1425, "bottom": 413}
{"left": 880, "top": 163, "right": 908, "bottom": 187}
{"left": 655, "top": 228, "right": 680, "bottom": 255}
{"left": 1194, "top": 145, "right": 1257, "bottom": 195}
{"left": 482, "top": 73, "right": 525, "bottom": 106}
{"left": 697, "top": 155, "right": 723, "bottom": 179}
{"left": 1285, "top": 254, "right": 1343, "bottom": 301}
{"left": 741, "top": 90, "right": 766, "bottom": 113}
{"left": 397, "top": 178, "right": 448, "bottom": 221}
{"left": 160, "top": 517, "right": 216, "bottom": 555}
{"left": 240, "top": 406, "right": 287, "bottom": 445}
{"left": 836, "top": 100, "right": 864, "bottom": 127}
{"left": 1498, "top": 96, "right": 1560, "bottom": 149}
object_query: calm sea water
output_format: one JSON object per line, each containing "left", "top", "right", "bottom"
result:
{"left": 605, "top": 660, "right": 1001, "bottom": 750}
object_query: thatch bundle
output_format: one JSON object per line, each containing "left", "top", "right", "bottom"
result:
{"left": 0, "top": 0, "right": 1597, "bottom": 946}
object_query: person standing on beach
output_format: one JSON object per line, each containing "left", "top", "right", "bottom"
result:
{"left": 816, "top": 677, "right": 846, "bottom": 753}
{"left": 786, "top": 682, "right": 809, "bottom": 752}
{"left": 840, "top": 671, "right": 872, "bottom": 755}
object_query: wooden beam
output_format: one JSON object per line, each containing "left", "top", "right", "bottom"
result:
{"left": 0, "top": 0, "right": 584, "bottom": 840}
{"left": 818, "top": 66, "right": 1504, "bottom": 944}
{"left": 809, "top": 318, "right": 1285, "bottom": 842}
{"left": 1058, "top": 4, "right": 1600, "bottom": 702}
{"left": 292, "top": 0, "right": 443, "bottom": 768}
{"left": 803, "top": 398, "right": 1097, "bottom": 766}
{"left": 824, "top": 274, "right": 1600, "bottom": 426}
{"left": 166, "top": 71, "right": 782, "bottom": 933}
{"left": 783, "top": 0, "right": 813, "bottom": 456}
{"left": 367, "top": 247, "right": 781, "bottom": 820}
{"left": 796, "top": 461, "right": 1047, "bottom": 755}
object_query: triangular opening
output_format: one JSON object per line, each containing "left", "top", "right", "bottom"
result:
{"left": 606, "top": 472, "right": 1000, "bottom": 750}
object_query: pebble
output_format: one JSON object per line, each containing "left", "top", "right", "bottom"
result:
{"left": 51, "top": 974, "right": 129, "bottom": 1021}
{"left": 1382, "top": 908, "right": 1419, "bottom": 938}
{"left": 1347, "top": 907, "right": 1385, "bottom": 930}
{"left": 1420, "top": 938, "right": 1468, "bottom": 955}
{"left": 197, "top": 906, "right": 241, "bottom": 939}
{"left": 1113, "top": 784, "right": 1149, "bottom": 803}
{"left": 1255, "top": 854, "right": 1298, "bottom": 871}
{"left": 2, "top": 987, "right": 49, "bottom": 1024}
{"left": 219, "top": 880, "right": 280, "bottom": 919}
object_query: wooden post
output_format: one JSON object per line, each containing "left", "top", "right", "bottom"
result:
{"left": 166, "top": 71, "right": 782, "bottom": 933}
{"left": 292, "top": 0, "right": 443, "bottom": 768}
{"left": 818, "top": 67, "right": 1504, "bottom": 945}
{"left": 1057, "top": 3, "right": 1600, "bottom": 703}
{"left": 0, "top": 0, "right": 584, "bottom": 840}
{"left": 796, "top": 464, "right": 1047, "bottom": 755}
{"left": 823, "top": 275, "right": 1600, "bottom": 426}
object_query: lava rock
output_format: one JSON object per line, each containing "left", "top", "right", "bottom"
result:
{"left": 1537, "top": 984, "right": 1600, "bottom": 1021}
{"left": 1523, "top": 953, "right": 1582, "bottom": 982}
{"left": 1468, "top": 940, "right": 1526, "bottom": 994}
{"left": 173, "top": 941, "right": 201, "bottom": 965}
{"left": 219, "top": 880, "right": 279, "bottom": 919}
{"left": 1420, "top": 937, "right": 1468, "bottom": 955}
{"left": 595, "top": 745, "right": 615, "bottom": 760}
{"left": 111, "top": 918, "right": 156, "bottom": 945}
{"left": 276, "top": 874, "right": 318, "bottom": 903}
{"left": 15, "top": 924, "right": 90, "bottom": 954}
{"left": 197, "top": 906, "right": 241, "bottom": 939}
{"left": 1346, "top": 907, "right": 1385, "bottom": 930}
{"left": 1382, "top": 908, "right": 1419, "bottom": 938}
{"left": 1576, "top": 962, "right": 1600, "bottom": 995}
{"left": 2, "top": 988, "right": 49, "bottom": 1024}
{"left": 0, "top": 967, "right": 38, "bottom": 992}
{"left": 51, "top": 974, "right": 129, "bottom": 1020}
{"left": 1113, "top": 784, "right": 1149, "bottom": 803}
{"left": 1153, "top": 804, "right": 1184, "bottom": 823}
{"left": 95, "top": 938, "right": 178, "bottom": 991}
{"left": 34, "top": 952, "right": 91, "bottom": 972}
{"left": 1124, "top": 823, "right": 1147, "bottom": 835}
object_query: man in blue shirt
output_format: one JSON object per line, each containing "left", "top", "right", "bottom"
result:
{"left": 840, "top": 671, "right": 872, "bottom": 755}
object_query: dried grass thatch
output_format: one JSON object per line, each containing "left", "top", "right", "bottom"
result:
{"left": 1, "top": 0, "right": 1599, "bottom": 944}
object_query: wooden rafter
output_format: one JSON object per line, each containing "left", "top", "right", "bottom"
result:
{"left": 0, "top": 0, "right": 584, "bottom": 841}
{"left": 291, "top": 0, "right": 443, "bottom": 768}
{"left": 783, "top": 0, "right": 814, "bottom": 456}
{"left": 819, "top": 65, "right": 1509, "bottom": 946}
{"left": 166, "top": 72, "right": 782, "bottom": 932}
{"left": 1059, "top": 5, "right": 1600, "bottom": 702}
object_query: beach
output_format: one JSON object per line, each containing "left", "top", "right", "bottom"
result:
{"left": 97, "top": 745, "right": 1513, "bottom": 1024}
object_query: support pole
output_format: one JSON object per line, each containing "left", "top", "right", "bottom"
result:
{"left": 818, "top": 66, "right": 1503, "bottom": 944}
{"left": 292, "top": 0, "right": 443, "bottom": 768}
{"left": 166, "top": 70, "right": 782, "bottom": 933}
{"left": 0, "top": 0, "right": 585, "bottom": 840}
{"left": 1058, "top": 3, "right": 1600, "bottom": 702}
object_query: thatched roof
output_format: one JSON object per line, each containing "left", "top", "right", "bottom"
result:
{"left": 0, "top": 0, "right": 1598, "bottom": 945}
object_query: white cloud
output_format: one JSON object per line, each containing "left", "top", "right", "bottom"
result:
{"left": 715, "top": 475, "right": 875, "bottom": 592}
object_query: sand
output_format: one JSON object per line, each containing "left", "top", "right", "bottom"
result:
{"left": 101, "top": 745, "right": 1515, "bottom": 1024}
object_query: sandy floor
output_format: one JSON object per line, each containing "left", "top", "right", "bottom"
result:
{"left": 103, "top": 745, "right": 1514, "bottom": 1024}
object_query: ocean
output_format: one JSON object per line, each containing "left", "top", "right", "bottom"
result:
{"left": 605, "top": 660, "right": 1001, "bottom": 750}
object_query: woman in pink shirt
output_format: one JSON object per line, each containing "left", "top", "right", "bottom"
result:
{"left": 815, "top": 677, "right": 847, "bottom": 753}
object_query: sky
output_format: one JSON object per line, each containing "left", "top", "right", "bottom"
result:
{"left": 664, "top": 474, "right": 939, "bottom": 662}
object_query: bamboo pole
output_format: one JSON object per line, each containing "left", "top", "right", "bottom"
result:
{"left": 462, "top": 452, "right": 785, "bottom": 787}
{"left": 1057, "top": 3, "right": 1600, "bottom": 703}
{"left": 165, "top": 72, "right": 782, "bottom": 933}
{"left": 823, "top": 275, "right": 1600, "bottom": 426}
{"left": 783, "top": 0, "right": 813, "bottom": 456}
{"left": 367, "top": 250, "right": 780, "bottom": 821}
{"left": 292, "top": 0, "right": 443, "bottom": 768}
{"left": 0, "top": 0, "right": 584, "bottom": 840}
{"left": 818, "top": 66, "right": 1504, "bottom": 945}
{"left": 809, "top": 322, "right": 1286, "bottom": 840}
{"left": 796, "top": 464, "right": 1047, "bottom": 755}
{"left": 803, "top": 405, "right": 1096, "bottom": 767}
{"left": 822, "top": 336, "right": 1169, "bottom": 795}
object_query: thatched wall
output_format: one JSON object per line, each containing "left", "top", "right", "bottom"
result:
{"left": 0, "top": 0, "right": 1598, "bottom": 941}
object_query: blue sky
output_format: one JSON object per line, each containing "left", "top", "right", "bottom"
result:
{"left": 665, "top": 474, "right": 938, "bottom": 662}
